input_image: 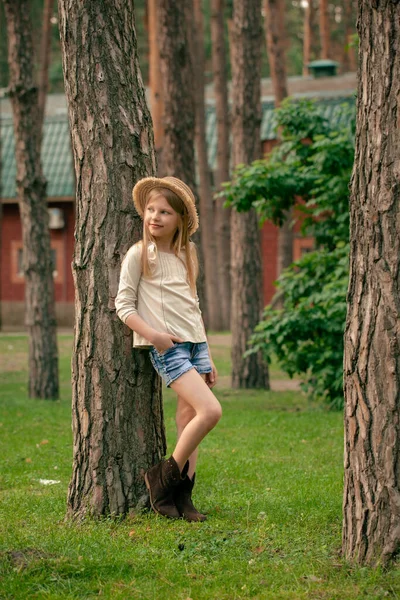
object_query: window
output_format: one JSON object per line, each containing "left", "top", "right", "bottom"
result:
{"left": 11, "top": 240, "right": 64, "bottom": 284}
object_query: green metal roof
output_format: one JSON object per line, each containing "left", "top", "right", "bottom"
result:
{"left": 1, "top": 115, "right": 74, "bottom": 199}
{"left": 1, "top": 97, "right": 355, "bottom": 199}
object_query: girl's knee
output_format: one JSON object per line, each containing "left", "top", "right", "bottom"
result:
{"left": 204, "top": 401, "right": 222, "bottom": 430}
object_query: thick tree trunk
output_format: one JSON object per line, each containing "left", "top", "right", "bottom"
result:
{"left": 192, "top": 0, "right": 223, "bottom": 331}
{"left": 319, "top": 0, "right": 330, "bottom": 59}
{"left": 303, "top": 0, "right": 314, "bottom": 75}
{"left": 342, "top": 0, "right": 400, "bottom": 566}
{"left": 211, "top": 0, "right": 231, "bottom": 330}
{"left": 37, "top": 0, "right": 55, "bottom": 137}
{"left": 148, "top": 0, "right": 164, "bottom": 171}
{"left": 58, "top": 0, "right": 165, "bottom": 518}
{"left": 230, "top": 0, "right": 270, "bottom": 389}
{"left": 157, "top": 0, "right": 207, "bottom": 324}
{"left": 4, "top": 0, "right": 59, "bottom": 400}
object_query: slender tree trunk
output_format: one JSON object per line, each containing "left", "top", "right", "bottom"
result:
{"left": 303, "top": 0, "right": 314, "bottom": 75}
{"left": 211, "top": 0, "right": 231, "bottom": 330}
{"left": 264, "top": 0, "right": 288, "bottom": 105}
{"left": 37, "top": 0, "right": 55, "bottom": 138}
{"left": 343, "top": 0, "right": 400, "bottom": 566}
{"left": 4, "top": 0, "right": 59, "bottom": 399}
{"left": 277, "top": 208, "right": 293, "bottom": 273}
{"left": 343, "top": 0, "right": 357, "bottom": 72}
{"left": 157, "top": 0, "right": 207, "bottom": 324}
{"left": 230, "top": 0, "right": 270, "bottom": 389}
{"left": 264, "top": 0, "right": 293, "bottom": 277}
{"left": 148, "top": 0, "right": 165, "bottom": 172}
{"left": 192, "top": 0, "right": 223, "bottom": 331}
{"left": 58, "top": 0, "right": 165, "bottom": 518}
{"left": 319, "top": 0, "right": 330, "bottom": 59}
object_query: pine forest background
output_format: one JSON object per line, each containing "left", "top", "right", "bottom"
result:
{"left": 0, "top": 0, "right": 357, "bottom": 93}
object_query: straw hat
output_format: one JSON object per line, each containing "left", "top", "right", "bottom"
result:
{"left": 132, "top": 176, "right": 199, "bottom": 236}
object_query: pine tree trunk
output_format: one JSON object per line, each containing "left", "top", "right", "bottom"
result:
{"left": 303, "top": 0, "right": 314, "bottom": 75}
{"left": 343, "top": 0, "right": 357, "bottom": 72}
{"left": 342, "top": 0, "right": 400, "bottom": 566}
{"left": 211, "top": 0, "right": 231, "bottom": 330}
{"left": 263, "top": 0, "right": 293, "bottom": 279}
{"left": 58, "top": 0, "right": 165, "bottom": 518}
{"left": 192, "top": 0, "right": 223, "bottom": 331}
{"left": 4, "top": 0, "right": 59, "bottom": 400}
{"left": 148, "top": 0, "right": 164, "bottom": 171}
{"left": 319, "top": 0, "right": 330, "bottom": 59}
{"left": 264, "top": 0, "right": 288, "bottom": 106}
{"left": 157, "top": 0, "right": 207, "bottom": 324}
{"left": 37, "top": 0, "right": 55, "bottom": 138}
{"left": 230, "top": 0, "right": 270, "bottom": 389}
{"left": 277, "top": 208, "right": 293, "bottom": 274}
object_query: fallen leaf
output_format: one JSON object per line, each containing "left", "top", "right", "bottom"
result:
{"left": 128, "top": 530, "right": 136, "bottom": 537}
{"left": 25, "top": 458, "right": 32, "bottom": 463}
{"left": 40, "top": 440, "right": 49, "bottom": 445}
{"left": 253, "top": 546, "right": 265, "bottom": 555}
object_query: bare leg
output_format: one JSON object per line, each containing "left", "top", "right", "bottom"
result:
{"left": 176, "top": 380, "right": 206, "bottom": 478}
{"left": 170, "top": 369, "right": 222, "bottom": 472}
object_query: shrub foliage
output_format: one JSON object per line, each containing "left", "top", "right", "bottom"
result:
{"left": 222, "top": 98, "right": 355, "bottom": 408}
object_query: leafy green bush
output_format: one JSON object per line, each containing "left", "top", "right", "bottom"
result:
{"left": 222, "top": 98, "right": 355, "bottom": 409}
{"left": 246, "top": 244, "right": 348, "bottom": 409}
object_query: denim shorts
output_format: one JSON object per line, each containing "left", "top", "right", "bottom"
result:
{"left": 149, "top": 341, "right": 212, "bottom": 387}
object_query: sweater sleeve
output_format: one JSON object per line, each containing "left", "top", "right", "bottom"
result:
{"left": 115, "top": 243, "right": 142, "bottom": 324}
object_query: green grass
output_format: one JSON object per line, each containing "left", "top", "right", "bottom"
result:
{"left": 0, "top": 334, "right": 399, "bottom": 599}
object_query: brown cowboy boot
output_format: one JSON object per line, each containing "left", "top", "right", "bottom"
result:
{"left": 144, "top": 456, "right": 182, "bottom": 518}
{"left": 174, "top": 465, "right": 207, "bottom": 522}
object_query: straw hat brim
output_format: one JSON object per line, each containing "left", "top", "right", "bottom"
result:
{"left": 132, "top": 176, "right": 199, "bottom": 236}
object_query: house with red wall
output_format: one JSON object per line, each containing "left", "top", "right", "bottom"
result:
{"left": 0, "top": 75, "right": 356, "bottom": 329}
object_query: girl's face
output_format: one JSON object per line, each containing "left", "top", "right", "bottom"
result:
{"left": 144, "top": 193, "right": 180, "bottom": 244}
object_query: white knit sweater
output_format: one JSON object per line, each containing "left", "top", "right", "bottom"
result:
{"left": 115, "top": 242, "right": 206, "bottom": 348}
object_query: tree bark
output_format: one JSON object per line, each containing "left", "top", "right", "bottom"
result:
{"left": 148, "top": 0, "right": 165, "bottom": 170}
{"left": 157, "top": 0, "right": 207, "bottom": 325}
{"left": 319, "top": 0, "right": 330, "bottom": 59}
{"left": 192, "top": 0, "right": 223, "bottom": 331}
{"left": 263, "top": 0, "right": 293, "bottom": 279}
{"left": 230, "top": 0, "right": 270, "bottom": 389}
{"left": 4, "top": 0, "right": 59, "bottom": 400}
{"left": 37, "top": 0, "right": 55, "bottom": 138}
{"left": 303, "top": 0, "right": 314, "bottom": 75}
{"left": 343, "top": 0, "right": 357, "bottom": 72}
{"left": 264, "top": 0, "right": 288, "bottom": 106}
{"left": 211, "top": 0, "right": 231, "bottom": 330}
{"left": 342, "top": 0, "right": 400, "bottom": 566}
{"left": 58, "top": 0, "right": 165, "bottom": 518}
{"left": 277, "top": 208, "right": 293, "bottom": 274}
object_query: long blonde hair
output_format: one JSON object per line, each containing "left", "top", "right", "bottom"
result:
{"left": 140, "top": 187, "right": 199, "bottom": 295}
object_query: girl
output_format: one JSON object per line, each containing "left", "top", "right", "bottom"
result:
{"left": 115, "top": 176, "right": 222, "bottom": 522}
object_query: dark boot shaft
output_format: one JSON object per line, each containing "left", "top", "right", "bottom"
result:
{"left": 145, "top": 456, "right": 181, "bottom": 519}
{"left": 174, "top": 473, "right": 207, "bottom": 523}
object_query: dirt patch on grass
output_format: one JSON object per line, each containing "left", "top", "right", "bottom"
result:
{"left": 217, "top": 375, "right": 300, "bottom": 391}
{"left": 2, "top": 548, "right": 53, "bottom": 569}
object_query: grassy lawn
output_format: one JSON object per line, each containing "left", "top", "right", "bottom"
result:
{"left": 0, "top": 333, "right": 399, "bottom": 599}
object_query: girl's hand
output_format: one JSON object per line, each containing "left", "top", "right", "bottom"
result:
{"left": 205, "top": 360, "right": 218, "bottom": 388}
{"left": 153, "top": 332, "right": 184, "bottom": 354}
